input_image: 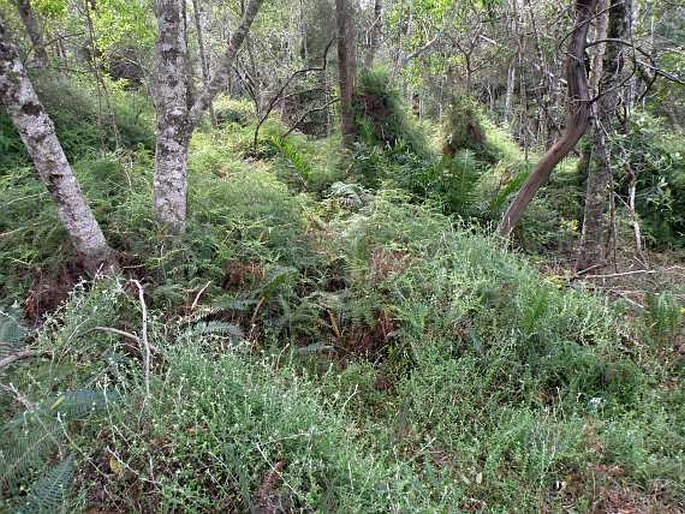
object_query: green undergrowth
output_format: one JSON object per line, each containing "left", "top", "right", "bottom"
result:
{"left": 2, "top": 73, "right": 684, "bottom": 512}
{"left": 2, "top": 190, "right": 683, "bottom": 511}
{"left": 0, "top": 72, "right": 154, "bottom": 168}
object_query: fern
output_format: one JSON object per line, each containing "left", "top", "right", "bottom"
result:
{"left": 489, "top": 166, "right": 531, "bottom": 213}
{"left": 20, "top": 456, "right": 75, "bottom": 514}
{"left": 270, "top": 136, "right": 313, "bottom": 179}
{"left": 329, "top": 182, "right": 369, "bottom": 209}
{"left": 1, "top": 389, "right": 119, "bottom": 489}
{"left": 1, "top": 415, "right": 61, "bottom": 491}
{"left": 50, "top": 389, "right": 121, "bottom": 419}
{"left": 211, "top": 296, "right": 256, "bottom": 312}
{"left": 255, "top": 266, "right": 298, "bottom": 301}
{"left": 183, "top": 321, "right": 244, "bottom": 340}
{"left": 440, "top": 150, "right": 483, "bottom": 216}
{"left": 0, "top": 304, "right": 27, "bottom": 359}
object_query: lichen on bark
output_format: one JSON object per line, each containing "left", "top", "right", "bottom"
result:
{"left": 0, "top": 17, "right": 116, "bottom": 274}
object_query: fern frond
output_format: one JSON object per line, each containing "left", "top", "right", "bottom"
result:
{"left": 183, "top": 321, "right": 244, "bottom": 339}
{"left": 211, "top": 296, "right": 256, "bottom": 312}
{"left": 295, "top": 342, "right": 335, "bottom": 355}
{"left": 1, "top": 389, "right": 118, "bottom": 488}
{"left": 489, "top": 167, "right": 531, "bottom": 213}
{"left": 20, "top": 456, "right": 74, "bottom": 514}
{"left": 50, "top": 389, "right": 121, "bottom": 419}
{"left": 0, "top": 417, "right": 61, "bottom": 489}
{"left": 0, "top": 305, "right": 28, "bottom": 359}
{"left": 329, "top": 182, "right": 368, "bottom": 209}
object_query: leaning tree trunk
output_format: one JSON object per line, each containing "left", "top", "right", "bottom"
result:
{"left": 498, "top": 0, "right": 598, "bottom": 237}
{"left": 576, "top": 0, "right": 631, "bottom": 271}
{"left": 0, "top": 19, "right": 116, "bottom": 274}
{"left": 14, "top": 0, "right": 48, "bottom": 67}
{"left": 152, "top": 0, "right": 263, "bottom": 233}
{"left": 336, "top": 0, "right": 357, "bottom": 150}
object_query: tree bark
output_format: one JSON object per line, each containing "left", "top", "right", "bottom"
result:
{"left": 504, "top": 60, "right": 516, "bottom": 123}
{"left": 336, "top": 0, "right": 357, "bottom": 150}
{"left": 0, "top": 19, "right": 116, "bottom": 274}
{"left": 191, "top": 0, "right": 216, "bottom": 127}
{"left": 364, "top": 0, "right": 382, "bottom": 69}
{"left": 152, "top": 0, "right": 263, "bottom": 232}
{"left": 187, "top": 0, "right": 263, "bottom": 126}
{"left": 576, "top": 0, "right": 631, "bottom": 271}
{"left": 14, "top": 0, "right": 49, "bottom": 68}
{"left": 498, "top": 0, "right": 598, "bottom": 237}
{"left": 152, "top": 0, "right": 192, "bottom": 232}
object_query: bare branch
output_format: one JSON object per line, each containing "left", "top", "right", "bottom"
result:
{"left": 0, "top": 350, "right": 52, "bottom": 371}
{"left": 282, "top": 98, "right": 340, "bottom": 139}
{"left": 131, "top": 280, "right": 151, "bottom": 406}
{"left": 252, "top": 39, "right": 334, "bottom": 149}
{"left": 188, "top": 0, "right": 264, "bottom": 127}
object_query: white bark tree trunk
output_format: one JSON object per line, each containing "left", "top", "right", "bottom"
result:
{"left": 152, "top": 0, "right": 263, "bottom": 233}
{"left": 0, "top": 18, "right": 116, "bottom": 274}
{"left": 152, "top": 0, "right": 192, "bottom": 232}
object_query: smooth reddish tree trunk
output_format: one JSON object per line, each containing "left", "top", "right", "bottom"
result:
{"left": 498, "top": 0, "right": 598, "bottom": 237}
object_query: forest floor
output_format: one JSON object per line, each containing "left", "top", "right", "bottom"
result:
{"left": 1, "top": 83, "right": 684, "bottom": 512}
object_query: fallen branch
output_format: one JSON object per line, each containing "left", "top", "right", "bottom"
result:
{"left": 0, "top": 350, "right": 52, "bottom": 371}
{"left": 583, "top": 269, "right": 656, "bottom": 280}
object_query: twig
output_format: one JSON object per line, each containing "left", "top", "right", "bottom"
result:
{"left": 0, "top": 382, "right": 34, "bottom": 409}
{"left": 92, "top": 326, "right": 160, "bottom": 354}
{"left": 250, "top": 297, "right": 264, "bottom": 327}
{"left": 0, "top": 350, "right": 52, "bottom": 371}
{"left": 131, "top": 280, "right": 151, "bottom": 405}
{"left": 191, "top": 281, "right": 212, "bottom": 311}
{"left": 281, "top": 98, "right": 340, "bottom": 139}
{"left": 573, "top": 262, "right": 605, "bottom": 277}
{"left": 610, "top": 291, "right": 644, "bottom": 309}
{"left": 252, "top": 39, "right": 334, "bottom": 149}
{"left": 583, "top": 269, "right": 657, "bottom": 280}
{"left": 93, "top": 326, "right": 139, "bottom": 341}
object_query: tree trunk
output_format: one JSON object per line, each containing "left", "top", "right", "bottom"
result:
{"left": 0, "top": 19, "right": 116, "bottom": 274}
{"left": 336, "top": 0, "right": 357, "bottom": 150}
{"left": 498, "top": 0, "right": 597, "bottom": 237}
{"left": 152, "top": 0, "right": 191, "bottom": 232}
{"left": 191, "top": 0, "right": 216, "bottom": 127}
{"left": 504, "top": 61, "right": 516, "bottom": 123}
{"left": 187, "top": 0, "right": 263, "bottom": 125}
{"left": 365, "top": 0, "right": 382, "bottom": 69}
{"left": 152, "top": 0, "right": 263, "bottom": 233}
{"left": 14, "top": 0, "right": 49, "bottom": 67}
{"left": 576, "top": 0, "right": 631, "bottom": 271}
